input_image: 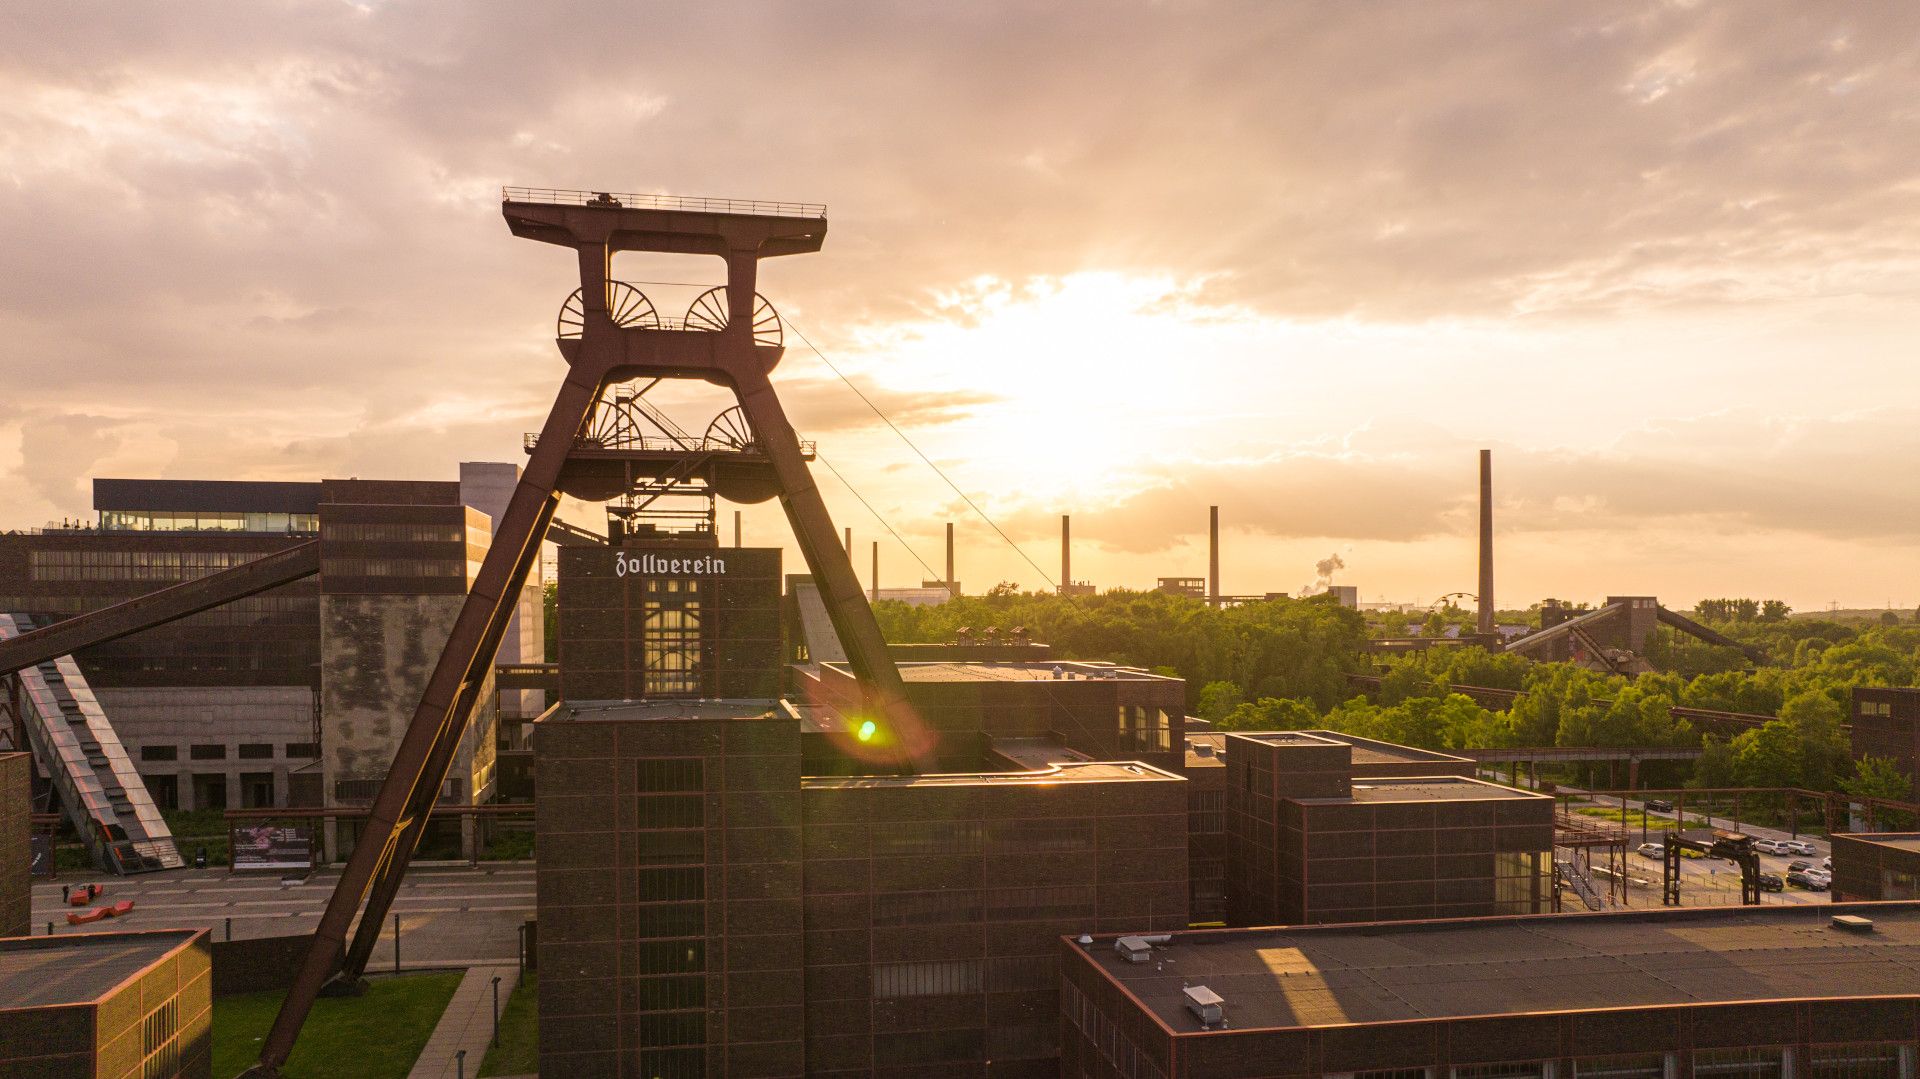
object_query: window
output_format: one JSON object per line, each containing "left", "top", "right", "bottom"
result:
{"left": 635, "top": 976, "right": 704, "bottom": 1011}
{"left": 873, "top": 959, "right": 984, "bottom": 998}
{"left": 637, "top": 831, "right": 704, "bottom": 866}
{"left": 320, "top": 522, "right": 465, "bottom": 543}
{"left": 988, "top": 817, "right": 1093, "bottom": 853}
{"left": 1575, "top": 1055, "right": 1665, "bottom": 1079}
{"left": 872, "top": 819, "right": 984, "bottom": 857}
{"left": 190, "top": 744, "right": 227, "bottom": 760}
{"left": 636, "top": 903, "right": 704, "bottom": 939}
{"left": 321, "top": 557, "right": 463, "bottom": 578}
{"left": 1808, "top": 1044, "right": 1908, "bottom": 1079}
{"left": 1451, "top": 1065, "right": 1548, "bottom": 1079}
{"left": 239, "top": 743, "right": 274, "bottom": 760}
{"left": 637, "top": 759, "right": 703, "bottom": 792}
{"left": 1858, "top": 701, "right": 1893, "bottom": 718}
{"left": 1693, "top": 1048, "right": 1785, "bottom": 1079}
{"left": 635, "top": 1050, "right": 703, "bottom": 1079}
{"left": 285, "top": 743, "right": 319, "bottom": 759}
{"left": 140, "top": 745, "right": 178, "bottom": 762}
{"left": 335, "top": 778, "right": 381, "bottom": 804}
{"left": 985, "top": 885, "right": 1095, "bottom": 922}
{"left": 635, "top": 940, "right": 705, "bottom": 975}
{"left": 637, "top": 795, "right": 703, "bottom": 830}
{"left": 635, "top": 1012, "right": 705, "bottom": 1048}
{"left": 872, "top": 890, "right": 983, "bottom": 927}
{"left": 146, "top": 775, "right": 178, "bottom": 811}
{"left": 637, "top": 867, "right": 704, "bottom": 903}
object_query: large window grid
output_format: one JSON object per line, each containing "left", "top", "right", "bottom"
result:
{"left": 1061, "top": 979, "right": 1167, "bottom": 1079}
{"left": 1575, "top": 1054, "right": 1665, "bottom": 1079}
{"left": 100, "top": 509, "right": 317, "bottom": 533}
{"left": 320, "top": 557, "right": 463, "bottom": 578}
{"left": 642, "top": 578, "right": 702, "bottom": 696}
{"left": 1808, "top": 1043, "right": 1911, "bottom": 1079}
{"left": 872, "top": 819, "right": 985, "bottom": 857}
{"left": 1692, "top": 1047, "right": 1785, "bottom": 1079}
{"left": 872, "top": 958, "right": 983, "bottom": 998}
{"left": 320, "top": 522, "right": 465, "bottom": 543}
{"left": 28, "top": 549, "right": 269, "bottom": 582}
{"left": 1116, "top": 704, "right": 1173, "bottom": 753}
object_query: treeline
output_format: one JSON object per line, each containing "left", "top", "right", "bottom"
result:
{"left": 870, "top": 588, "right": 1368, "bottom": 710}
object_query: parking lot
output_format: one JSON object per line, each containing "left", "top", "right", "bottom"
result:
{"left": 1560, "top": 790, "right": 1832, "bottom": 910}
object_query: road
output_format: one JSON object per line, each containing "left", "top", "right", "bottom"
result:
{"left": 30, "top": 863, "right": 534, "bottom": 967}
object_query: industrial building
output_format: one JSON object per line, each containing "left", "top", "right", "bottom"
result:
{"left": 1853, "top": 687, "right": 1920, "bottom": 802}
{"left": 1060, "top": 902, "right": 1920, "bottom": 1078}
{"left": 1, "top": 751, "right": 26, "bottom": 938}
{"left": 0, "top": 928, "right": 212, "bottom": 1078}
{"left": 1831, "top": 831, "right": 1920, "bottom": 902}
{"left": 0, "top": 469, "right": 540, "bottom": 870}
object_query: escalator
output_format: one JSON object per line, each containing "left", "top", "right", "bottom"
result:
{"left": 0, "top": 612, "right": 183, "bottom": 873}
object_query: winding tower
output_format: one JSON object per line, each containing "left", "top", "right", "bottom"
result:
{"left": 247, "top": 188, "right": 927, "bottom": 1075}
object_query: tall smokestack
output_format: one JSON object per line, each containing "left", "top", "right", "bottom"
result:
{"left": 1208, "top": 505, "right": 1220, "bottom": 607}
{"left": 1478, "top": 449, "right": 1494, "bottom": 637}
{"left": 1061, "top": 514, "right": 1071, "bottom": 593}
{"left": 844, "top": 526, "right": 852, "bottom": 555}
{"left": 945, "top": 522, "right": 956, "bottom": 597}
{"left": 870, "top": 541, "right": 878, "bottom": 604}
{"left": 733, "top": 509, "right": 741, "bottom": 548}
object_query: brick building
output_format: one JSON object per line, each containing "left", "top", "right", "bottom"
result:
{"left": 1852, "top": 687, "right": 1920, "bottom": 802}
{"left": 1, "top": 751, "right": 27, "bottom": 937}
{"left": 533, "top": 697, "right": 1187, "bottom": 1078}
{"left": 1830, "top": 831, "right": 1920, "bottom": 902}
{"left": 0, "top": 928, "right": 212, "bottom": 1078}
{"left": 1060, "top": 902, "right": 1920, "bottom": 1079}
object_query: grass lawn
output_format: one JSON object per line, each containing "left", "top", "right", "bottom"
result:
{"left": 479, "top": 973, "right": 537, "bottom": 1076}
{"left": 212, "top": 971, "right": 461, "bottom": 1079}
{"left": 1572, "top": 806, "right": 1711, "bottom": 830}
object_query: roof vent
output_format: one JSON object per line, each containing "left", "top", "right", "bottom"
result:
{"left": 1833, "top": 914, "right": 1875, "bottom": 933}
{"left": 1184, "top": 984, "right": 1225, "bottom": 1028}
{"left": 1114, "top": 936, "right": 1153, "bottom": 963}
{"left": 1193, "top": 744, "right": 1215, "bottom": 758}
{"left": 1077, "top": 934, "right": 1094, "bottom": 946}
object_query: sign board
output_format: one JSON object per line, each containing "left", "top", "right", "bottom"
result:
{"left": 29, "top": 834, "right": 53, "bottom": 878}
{"left": 232, "top": 824, "right": 313, "bottom": 872}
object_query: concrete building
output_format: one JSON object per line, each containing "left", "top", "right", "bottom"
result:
{"left": 0, "top": 928, "right": 211, "bottom": 1078}
{"left": 533, "top": 697, "right": 1188, "bottom": 1078}
{"left": 1852, "top": 687, "right": 1920, "bottom": 802}
{"left": 0, "top": 469, "right": 538, "bottom": 818}
{"left": 1831, "top": 831, "right": 1920, "bottom": 901}
{"left": 1, "top": 751, "right": 27, "bottom": 937}
{"left": 1060, "top": 902, "right": 1920, "bottom": 1078}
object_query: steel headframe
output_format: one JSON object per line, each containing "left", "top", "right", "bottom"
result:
{"left": 246, "top": 195, "right": 929, "bottom": 1076}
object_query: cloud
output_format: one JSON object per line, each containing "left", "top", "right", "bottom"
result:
{"left": 17, "top": 414, "right": 127, "bottom": 509}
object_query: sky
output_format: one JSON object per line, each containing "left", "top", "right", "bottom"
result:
{"left": 3, "top": 1, "right": 1919, "bottom": 612}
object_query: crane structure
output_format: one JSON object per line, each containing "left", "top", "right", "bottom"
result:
{"left": 243, "top": 188, "right": 931, "bottom": 1076}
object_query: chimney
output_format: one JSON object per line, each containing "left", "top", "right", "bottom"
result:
{"left": 946, "top": 522, "right": 956, "bottom": 597}
{"left": 1478, "top": 449, "right": 1494, "bottom": 637}
{"left": 1061, "top": 514, "right": 1071, "bottom": 593}
{"left": 1208, "top": 505, "right": 1220, "bottom": 607}
{"left": 733, "top": 509, "right": 741, "bottom": 548}
{"left": 844, "top": 526, "right": 852, "bottom": 555}
{"left": 870, "top": 541, "right": 878, "bottom": 604}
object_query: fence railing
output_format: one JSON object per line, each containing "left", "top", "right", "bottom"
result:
{"left": 502, "top": 186, "right": 825, "bottom": 218}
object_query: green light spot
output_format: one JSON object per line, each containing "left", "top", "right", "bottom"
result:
{"left": 857, "top": 720, "right": 877, "bottom": 742}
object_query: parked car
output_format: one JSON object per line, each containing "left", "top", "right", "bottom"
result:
{"left": 1787, "top": 869, "right": 1828, "bottom": 891}
{"left": 1787, "top": 860, "right": 1814, "bottom": 873}
{"left": 1823, "top": 856, "right": 1832, "bottom": 872}
{"left": 1644, "top": 798, "right": 1675, "bottom": 813}
{"left": 1756, "top": 873, "right": 1785, "bottom": 892}
{"left": 1752, "top": 839, "right": 1789, "bottom": 855}
{"left": 1636, "top": 842, "right": 1664, "bottom": 860}
{"left": 1783, "top": 839, "right": 1817, "bottom": 857}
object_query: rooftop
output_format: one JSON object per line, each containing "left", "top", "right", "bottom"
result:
{"left": 1079, "top": 901, "right": 1920, "bottom": 1034}
{"left": 1298, "top": 730, "right": 1473, "bottom": 767}
{"left": 549, "top": 698, "right": 788, "bottom": 724}
{"left": 1838, "top": 831, "right": 1920, "bottom": 854}
{"left": 0, "top": 930, "right": 201, "bottom": 1009}
{"left": 1317, "top": 777, "right": 1546, "bottom": 803}
{"left": 823, "top": 660, "right": 1174, "bottom": 684}
{"left": 501, "top": 186, "right": 825, "bottom": 219}
{"left": 990, "top": 736, "right": 1094, "bottom": 771}
{"left": 804, "top": 760, "right": 1182, "bottom": 790}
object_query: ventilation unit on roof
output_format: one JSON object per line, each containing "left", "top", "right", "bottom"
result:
{"left": 1832, "top": 914, "right": 1875, "bottom": 933}
{"left": 1193, "top": 744, "right": 1215, "bottom": 758}
{"left": 1184, "top": 985, "right": 1225, "bottom": 1028}
{"left": 1114, "top": 936, "right": 1153, "bottom": 963}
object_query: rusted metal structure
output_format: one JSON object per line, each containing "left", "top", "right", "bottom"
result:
{"left": 243, "top": 188, "right": 928, "bottom": 1075}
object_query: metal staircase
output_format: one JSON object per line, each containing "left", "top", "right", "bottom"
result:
{"left": 0, "top": 613, "right": 182, "bottom": 873}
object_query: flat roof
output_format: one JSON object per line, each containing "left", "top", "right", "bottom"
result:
{"left": 93, "top": 477, "right": 321, "bottom": 514}
{"left": 805, "top": 760, "right": 1182, "bottom": 790}
{"left": 1838, "top": 832, "right": 1920, "bottom": 854}
{"left": 990, "top": 736, "right": 1094, "bottom": 770}
{"left": 1234, "top": 732, "right": 1346, "bottom": 748}
{"left": 823, "top": 660, "right": 1174, "bottom": 684}
{"left": 1314, "top": 777, "right": 1545, "bottom": 804}
{"left": 1299, "top": 730, "right": 1473, "bottom": 766}
{"left": 1081, "top": 902, "right": 1920, "bottom": 1034}
{"left": 550, "top": 699, "right": 786, "bottom": 723}
{"left": 0, "top": 930, "right": 201, "bottom": 1009}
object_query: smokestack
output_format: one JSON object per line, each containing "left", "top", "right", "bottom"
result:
{"left": 733, "top": 509, "right": 741, "bottom": 548}
{"left": 1061, "top": 514, "right": 1071, "bottom": 593}
{"left": 1478, "top": 449, "right": 1494, "bottom": 637}
{"left": 871, "top": 541, "right": 878, "bottom": 604}
{"left": 945, "top": 522, "right": 956, "bottom": 597}
{"left": 1208, "top": 505, "right": 1220, "bottom": 607}
{"left": 844, "top": 526, "right": 852, "bottom": 555}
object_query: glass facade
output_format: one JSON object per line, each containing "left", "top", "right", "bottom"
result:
{"left": 643, "top": 578, "right": 702, "bottom": 696}
{"left": 100, "top": 509, "right": 317, "bottom": 533}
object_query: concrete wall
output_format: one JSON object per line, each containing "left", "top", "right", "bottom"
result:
{"left": 96, "top": 686, "right": 313, "bottom": 811}
{"left": 460, "top": 461, "right": 545, "bottom": 718}
{"left": 0, "top": 752, "right": 28, "bottom": 937}
{"left": 320, "top": 593, "right": 492, "bottom": 804}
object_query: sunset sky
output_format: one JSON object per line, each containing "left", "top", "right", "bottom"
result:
{"left": 3, "top": 2, "right": 1918, "bottom": 611}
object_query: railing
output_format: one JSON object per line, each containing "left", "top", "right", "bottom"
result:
{"left": 523, "top": 432, "right": 813, "bottom": 458}
{"left": 502, "top": 186, "right": 826, "bottom": 218}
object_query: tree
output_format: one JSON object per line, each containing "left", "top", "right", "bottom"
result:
{"left": 1216, "top": 696, "right": 1319, "bottom": 732}
{"left": 1196, "top": 681, "right": 1244, "bottom": 723}
{"left": 1882, "top": 610, "right": 1901, "bottom": 626}
{"left": 1760, "top": 599, "right": 1791, "bottom": 623}
{"left": 1842, "top": 755, "right": 1914, "bottom": 803}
